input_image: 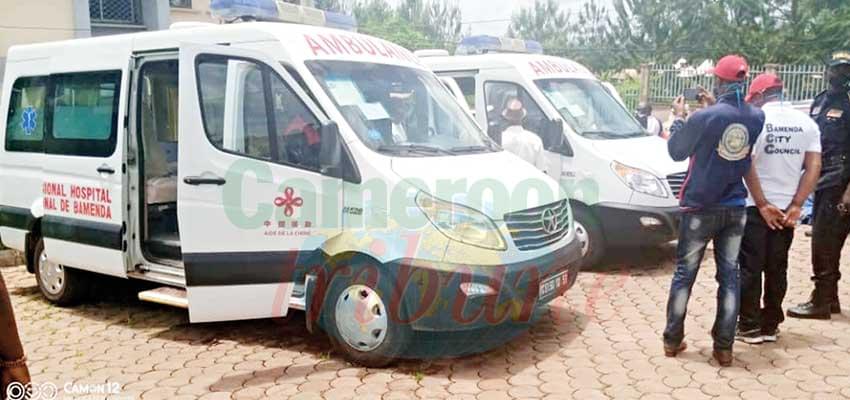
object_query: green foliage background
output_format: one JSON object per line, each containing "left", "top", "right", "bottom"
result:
{"left": 311, "top": 0, "right": 850, "bottom": 72}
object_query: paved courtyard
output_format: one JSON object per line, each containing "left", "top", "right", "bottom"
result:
{"left": 3, "top": 226, "right": 850, "bottom": 400}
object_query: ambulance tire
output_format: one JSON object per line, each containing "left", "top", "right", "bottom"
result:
{"left": 322, "top": 262, "right": 410, "bottom": 368}
{"left": 33, "top": 239, "right": 89, "bottom": 306}
{"left": 573, "top": 207, "right": 605, "bottom": 268}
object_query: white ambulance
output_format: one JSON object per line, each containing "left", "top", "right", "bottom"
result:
{"left": 420, "top": 36, "right": 688, "bottom": 266}
{"left": 0, "top": 3, "right": 581, "bottom": 365}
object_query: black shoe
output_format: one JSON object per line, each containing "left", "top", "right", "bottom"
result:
{"left": 761, "top": 328, "right": 779, "bottom": 343}
{"left": 735, "top": 328, "right": 764, "bottom": 344}
{"left": 832, "top": 300, "right": 841, "bottom": 314}
{"left": 664, "top": 341, "right": 687, "bottom": 357}
{"left": 787, "top": 301, "right": 832, "bottom": 320}
{"left": 713, "top": 349, "right": 733, "bottom": 367}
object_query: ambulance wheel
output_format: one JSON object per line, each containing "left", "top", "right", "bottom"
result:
{"left": 322, "top": 263, "right": 410, "bottom": 368}
{"left": 573, "top": 207, "right": 604, "bottom": 268}
{"left": 33, "top": 239, "right": 88, "bottom": 306}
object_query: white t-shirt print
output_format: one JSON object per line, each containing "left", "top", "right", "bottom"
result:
{"left": 747, "top": 101, "right": 822, "bottom": 209}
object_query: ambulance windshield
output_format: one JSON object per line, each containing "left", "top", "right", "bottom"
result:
{"left": 306, "top": 60, "right": 496, "bottom": 156}
{"left": 535, "top": 79, "right": 647, "bottom": 140}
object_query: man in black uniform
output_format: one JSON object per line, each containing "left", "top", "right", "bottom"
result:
{"left": 788, "top": 51, "right": 850, "bottom": 319}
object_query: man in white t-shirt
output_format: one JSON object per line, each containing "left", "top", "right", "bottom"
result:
{"left": 737, "top": 74, "right": 823, "bottom": 344}
{"left": 500, "top": 99, "right": 547, "bottom": 171}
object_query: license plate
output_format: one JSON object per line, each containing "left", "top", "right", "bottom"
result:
{"left": 539, "top": 270, "right": 569, "bottom": 299}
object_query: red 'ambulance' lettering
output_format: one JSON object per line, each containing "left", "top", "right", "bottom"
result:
{"left": 304, "top": 33, "right": 416, "bottom": 63}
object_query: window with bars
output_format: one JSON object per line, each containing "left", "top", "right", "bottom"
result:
{"left": 170, "top": 0, "right": 192, "bottom": 8}
{"left": 89, "top": 0, "right": 143, "bottom": 25}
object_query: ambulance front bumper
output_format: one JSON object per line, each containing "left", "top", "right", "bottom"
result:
{"left": 384, "top": 238, "right": 582, "bottom": 332}
{"left": 593, "top": 202, "right": 681, "bottom": 246}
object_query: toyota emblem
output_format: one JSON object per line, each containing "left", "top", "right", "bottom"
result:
{"left": 541, "top": 207, "right": 559, "bottom": 234}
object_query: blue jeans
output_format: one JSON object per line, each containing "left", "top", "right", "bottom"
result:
{"left": 663, "top": 207, "right": 747, "bottom": 350}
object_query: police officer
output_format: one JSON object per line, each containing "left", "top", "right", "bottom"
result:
{"left": 788, "top": 51, "right": 850, "bottom": 319}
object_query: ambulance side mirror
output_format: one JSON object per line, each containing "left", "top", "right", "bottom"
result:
{"left": 544, "top": 119, "right": 573, "bottom": 157}
{"left": 319, "top": 122, "right": 343, "bottom": 177}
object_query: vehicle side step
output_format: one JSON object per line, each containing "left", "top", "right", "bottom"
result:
{"left": 138, "top": 287, "right": 188, "bottom": 309}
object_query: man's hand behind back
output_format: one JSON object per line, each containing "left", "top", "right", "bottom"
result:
{"left": 759, "top": 203, "right": 786, "bottom": 230}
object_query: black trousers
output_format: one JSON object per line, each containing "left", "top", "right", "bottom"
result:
{"left": 811, "top": 185, "right": 850, "bottom": 302}
{"left": 739, "top": 207, "right": 795, "bottom": 332}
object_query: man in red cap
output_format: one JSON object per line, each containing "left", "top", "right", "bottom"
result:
{"left": 735, "top": 73, "right": 822, "bottom": 344}
{"left": 663, "top": 55, "right": 766, "bottom": 367}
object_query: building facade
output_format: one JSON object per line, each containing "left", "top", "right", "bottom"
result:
{"left": 0, "top": 0, "right": 230, "bottom": 80}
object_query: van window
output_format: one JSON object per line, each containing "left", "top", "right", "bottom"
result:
{"left": 197, "top": 56, "right": 323, "bottom": 171}
{"left": 5, "top": 76, "right": 47, "bottom": 152}
{"left": 453, "top": 76, "right": 476, "bottom": 110}
{"left": 535, "top": 79, "right": 646, "bottom": 139}
{"left": 306, "top": 60, "right": 494, "bottom": 156}
{"left": 483, "top": 81, "right": 546, "bottom": 145}
{"left": 47, "top": 71, "right": 121, "bottom": 157}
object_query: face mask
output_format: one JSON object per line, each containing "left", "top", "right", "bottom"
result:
{"left": 829, "top": 74, "right": 850, "bottom": 91}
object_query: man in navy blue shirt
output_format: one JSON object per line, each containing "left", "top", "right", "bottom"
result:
{"left": 662, "top": 55, "right": 767, "bottom": 367}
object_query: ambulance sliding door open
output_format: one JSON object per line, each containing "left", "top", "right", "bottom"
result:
{"left": 176, "top": 44, "right": 342, "bottom": 323}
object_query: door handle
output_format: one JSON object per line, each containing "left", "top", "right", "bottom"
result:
{"left": 97, "top": 164, "right": 116, "bottom": 174}
{"left": 183, "top": 175, "right": 226, "bottom": 186}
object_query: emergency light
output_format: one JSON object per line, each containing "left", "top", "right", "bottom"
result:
{"left": 210, "top": 0, "right": 357, "bottom": 31}
{"left": 455, "top": 35, "right": 544, "bottom": 56}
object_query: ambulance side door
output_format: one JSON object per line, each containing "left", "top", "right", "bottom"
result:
{"left": 477, "top": 70, "right": 564, "bottom": 180}
{"left": 178, "top": 44, "right": 344, "bottom": 323}
{"left": 41, "top": 67, "right": 129, "bottom": 279}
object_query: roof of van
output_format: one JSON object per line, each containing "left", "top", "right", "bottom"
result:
{"left": 420, "top": 53, "right": 597, "bottom": 81}
{"left": 6, "top": 22, "right": 423, "bottom": 71}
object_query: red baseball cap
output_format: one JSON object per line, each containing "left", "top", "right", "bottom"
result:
{"left": 712, "top": 55, "right": 749, "bottom": 81}
{"left": 745, "top": 73, "right": 784, "bottom": 103}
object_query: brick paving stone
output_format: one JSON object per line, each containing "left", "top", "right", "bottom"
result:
{"left": 2, "top": 227, "right": 848, "bottom": 399}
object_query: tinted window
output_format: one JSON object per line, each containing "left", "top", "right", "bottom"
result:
{"left": 47, "top": 71, "right": 121, "bottom": 156}
{"left": 197, "top": 56, "right": 322, "bottom": 170}
{"left": 454, "top": 76, "right": 476, "bottom": 110}
{"left": 483, "top": 81, "right": 546, "bottom": 145}
{"left": 5, "top": 76, "right": 47, "bottom": 152}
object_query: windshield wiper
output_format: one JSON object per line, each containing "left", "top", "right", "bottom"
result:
{"left": 449, "top": 144, "right": 497, "bottom": 153}
{"left": 377, "top": 144, "right": 456, "bottom": 156}
{"left": 581, "top": 130, "right": 621, "bottom": 139}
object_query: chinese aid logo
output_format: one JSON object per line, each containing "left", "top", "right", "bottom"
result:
{"left": 274, "top": 187, "right": 304, "bottom": 217}
{"left": 21, "top": 107, "right": 37, "bottom": 136}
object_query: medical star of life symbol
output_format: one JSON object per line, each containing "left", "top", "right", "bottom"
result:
{"left": 21, "top": 107, "right": 37, "bottom": 135}
{"left": 274, "top": 187, "right": 303, "bottom": 217}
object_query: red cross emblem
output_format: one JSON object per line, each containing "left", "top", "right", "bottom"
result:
{"left": 274, "top": 187, "right": 303, "bottom": 217}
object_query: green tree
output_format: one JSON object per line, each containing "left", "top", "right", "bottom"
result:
{"left": 507, "top": 0, "right": 572, "bottom": 51}
{"left": 313, "top": 0, "right": 350, "bottom": 12}
{"left": 358, "top": 16, "right": 435, "bottom": 50}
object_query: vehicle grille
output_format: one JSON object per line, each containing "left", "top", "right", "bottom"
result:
{"left": 504, "top": 199, "right": 570, "bottom": 251}
{"left": 667, "top": 171, "right": 688, "bottom": 199}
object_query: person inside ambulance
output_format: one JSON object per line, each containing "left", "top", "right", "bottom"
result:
{"left": 500, "top": 98, "right": 547, "bottom": 171}
{"left": 387, "top": 82, "right": 416, "bottom": 144}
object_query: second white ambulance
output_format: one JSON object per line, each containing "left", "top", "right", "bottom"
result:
{"left": 421, "top": 37, "right": 688, "bottom": 266}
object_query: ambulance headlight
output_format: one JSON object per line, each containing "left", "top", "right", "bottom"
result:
{"left": 416, "top": 192, "right": 507, "bottom": 251}
{"left": 611, "top": 161, "right": 668, "bottom": 198}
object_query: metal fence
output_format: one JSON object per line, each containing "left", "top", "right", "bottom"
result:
{"left": 648, "top": 63, "right": 826, "bottom": 105}
{"left": 89, "top": 0, "right": 143, "bottom": 25}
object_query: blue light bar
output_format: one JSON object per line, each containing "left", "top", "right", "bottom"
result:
{"left": 456, "top": 35, "right": 545, "bottom": 55}
{"left": 210, "top": 0, "right": 279, "bottom": 20}
{"left": 323, "top": 10, "right": 357, "bottom": 31}
{"left": 210, "top": 0, "right": 357, "bottom": 31}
